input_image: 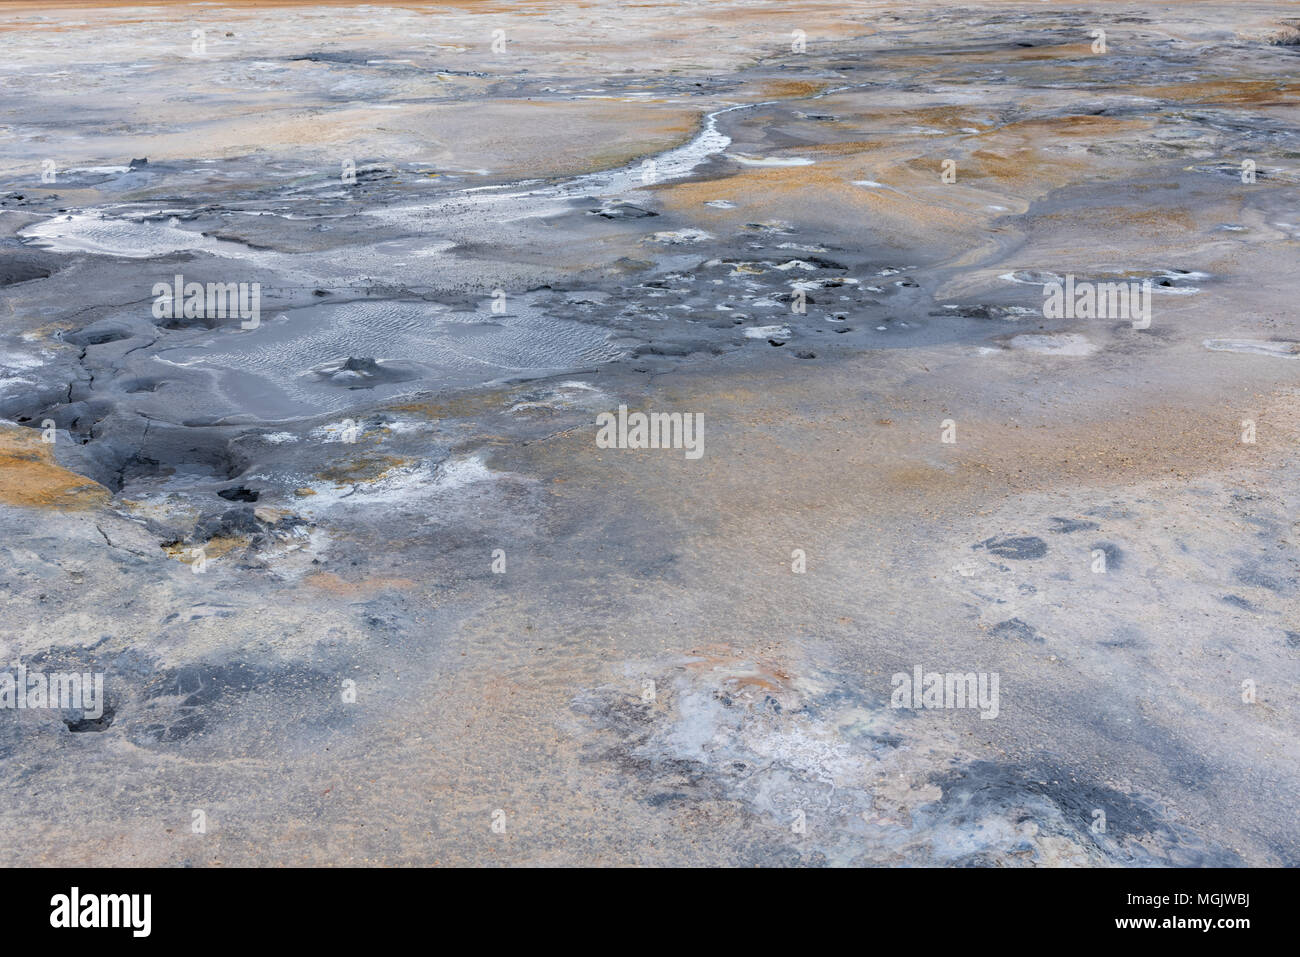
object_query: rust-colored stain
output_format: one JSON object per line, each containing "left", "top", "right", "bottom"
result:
{"left": 389, "top": 390, "right": 505, "bottom": 420}
{"left": 0, "top": 426, "right": 109, "bottom": 510}
{"left": 316, "top": 454, "right": 412, "bottom": 485}
{"left": 162, "top": 535, "right": 246, "bottom": 563}
{"left": 1140, "top": 79, "right": 1300, "bottom": 107}
{"left": 684, "top": 646, "right": 797, "bottom": 698}
{"left": 758, "top": 79, "right": 830, "bottom": 101}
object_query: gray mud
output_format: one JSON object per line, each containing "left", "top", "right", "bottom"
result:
{"left": 0, "top": 0, "right": 1297, "bottom": 866}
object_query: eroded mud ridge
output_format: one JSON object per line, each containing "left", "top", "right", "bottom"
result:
{"left": 0, "top": 1, "right": 1297, "bottom": 866}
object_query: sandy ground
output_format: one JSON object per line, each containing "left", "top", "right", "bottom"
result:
{"left": 0, "top": 1, "right": 1297, "bottom": 865}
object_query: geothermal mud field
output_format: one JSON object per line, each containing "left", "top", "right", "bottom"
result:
{"left": 0, "top": 0, "right": 1297, "bottom": 866}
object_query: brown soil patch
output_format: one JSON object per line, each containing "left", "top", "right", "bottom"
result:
{"left": 316, "top": 454, "right": 412, "bottom": 485}
{"left": 1140, "top": 79, "right": 1300, "bottom": 107}
{"left": 758, "top": 79, "right": 831, "bottom": 101}
{"left": 162, "top": 535, "right": 245, "bottom": 562}
{"left": 1030, "top": 204, "right": 1198, "bottom": 237}
{"left": 997, "top": 114, "right": 1153, "bottom": 140}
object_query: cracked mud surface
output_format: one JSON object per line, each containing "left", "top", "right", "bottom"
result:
{"left": 0, "top": 0, "right": 1297, "bottom": 865}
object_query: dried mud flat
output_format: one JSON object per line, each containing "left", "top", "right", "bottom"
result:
{"left": 0, "top": 0, "right": 1297, "bottom": 866}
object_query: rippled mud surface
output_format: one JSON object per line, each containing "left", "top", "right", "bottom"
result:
{"left": 0, "top": 0, "right": 1297, "bottom": 866}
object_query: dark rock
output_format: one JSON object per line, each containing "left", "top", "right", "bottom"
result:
{"left": 217, "top": 486, "right": 259, "bottom": 503}
{"left": 991, "top": 618, "right": 1041, "bottom": 642}
{"left": 977, "top": 535, "right": 1048, "bottom": 560}
{"left": 1049, "top": 517, "right": 1100, "bottom": 533}
{"left": 593, "top": 203, "right": 657, "bottom": 219}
